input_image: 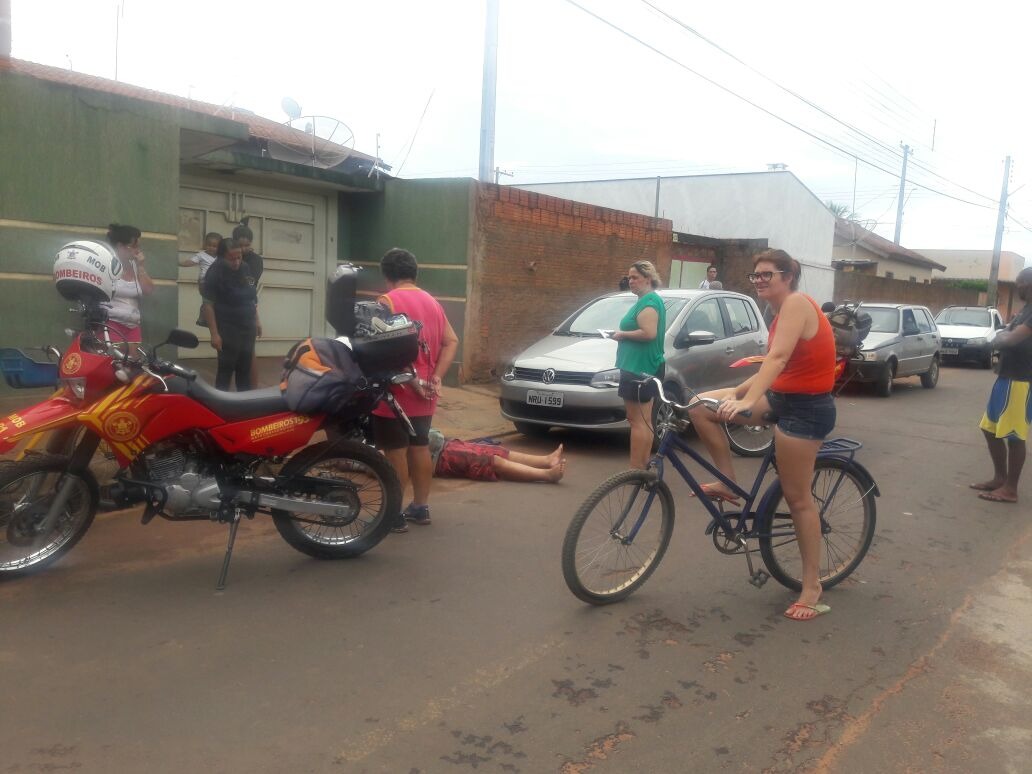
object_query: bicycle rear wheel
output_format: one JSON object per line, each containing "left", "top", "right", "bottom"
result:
{"left": 562, "top": 470, "right": 674, "bottom": 605}
{"left": 757, "top": 457, "right": 876, "bottom": 591}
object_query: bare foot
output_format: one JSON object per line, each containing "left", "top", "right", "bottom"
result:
{"left": 546, "top": 444, "right": 564, "bottom": 467}
{"left": 970, "top": 479, "right": 1004, "bottom": 491}
{"left": 978, "top": 488, "right": 1018, "bottom": 503}
{"left": 545, "top": 459, "right": 566, "bottom": 483}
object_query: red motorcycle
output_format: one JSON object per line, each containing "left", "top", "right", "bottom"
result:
{"left": 0, "top": 300, "right": 416, "bottom": 588}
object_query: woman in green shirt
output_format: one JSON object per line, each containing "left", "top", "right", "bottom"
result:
{"left": 612, "top": 261, "right": 666, "bottom": 469}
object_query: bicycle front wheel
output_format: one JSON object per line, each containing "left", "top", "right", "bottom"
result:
{"left": 562, "top": 469, "right": 675, "bottom": 605}
{"left": 757, "top": 457, "right": 876, "bottom": 591}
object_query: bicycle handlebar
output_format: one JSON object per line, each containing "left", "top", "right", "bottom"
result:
{"left": 638, "top": 375, "right": 753, "bottom": 419}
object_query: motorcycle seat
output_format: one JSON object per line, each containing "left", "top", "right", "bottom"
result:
{"left": 186, "top": 377, "right": 290, "bottom": 421}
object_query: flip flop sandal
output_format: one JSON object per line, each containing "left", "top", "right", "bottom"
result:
{"left": 689, "top": 484, "right": 741, "bottom": 504}
{"left": 783, "top": 602, "right": 831, "bottom": 621}
{"left": 969, "top": 482, "right": 997, "bottom": 491}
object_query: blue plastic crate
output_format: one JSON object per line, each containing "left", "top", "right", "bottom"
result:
{"left": 0, "top": 348, "right": 60, "bottom": 389}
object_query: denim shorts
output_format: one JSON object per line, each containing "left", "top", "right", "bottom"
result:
{"left": 765, "top": 391, "right": 836, "bottom": 441}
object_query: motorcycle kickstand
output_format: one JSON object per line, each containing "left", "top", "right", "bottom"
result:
{"left": 215, "top": 510, "right": 243, "bottom": 592}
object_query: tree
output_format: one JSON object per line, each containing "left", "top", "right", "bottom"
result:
{"left": 826, "top": 201, "right": 858, "bottom": 221}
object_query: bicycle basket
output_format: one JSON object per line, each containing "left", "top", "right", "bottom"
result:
{"left": 0, "top": 349, "right": 60, "bottom": 389}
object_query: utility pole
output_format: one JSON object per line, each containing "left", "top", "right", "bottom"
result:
{"left": 987, "top": 155, "right": 1012, "bottom": 309}
{"left": 1, "top": 0, "right": 11, "bottom": 58}
{"left": 114, "top": 2, "right": 124, "bottom": 80}
{"left": 494, "top": 167, "right": 513, "bottom": 185}
{"left": 478, "top": 0, "right": 499, "bottom": 183}
{"left": 893, "top": 144, "right": 910, "bottom": 245}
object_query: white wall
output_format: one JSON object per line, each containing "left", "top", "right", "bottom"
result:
{"left": 918, "top": 250, "right": 1027, "bottom": 282}
{"left": 519, "top": 172, "right": 837, "bottom": 303}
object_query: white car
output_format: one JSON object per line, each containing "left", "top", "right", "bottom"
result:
{"left": 934, "top": 306, "right": 1005, "bottom": 369}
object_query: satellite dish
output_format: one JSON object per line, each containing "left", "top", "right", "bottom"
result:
{"left": 281, "top": 97, "right": 302, "bottom": 121}
{"left": 266, "top": 116, "right": 355, "bottom": 169}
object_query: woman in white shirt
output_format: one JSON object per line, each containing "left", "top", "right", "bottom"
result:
{"left": 101, "top": 223, "right": 154, "bottom": 353}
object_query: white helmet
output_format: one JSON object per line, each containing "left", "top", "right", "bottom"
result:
{"left": 53, "top": 240, "right": 123, "bottom": 303}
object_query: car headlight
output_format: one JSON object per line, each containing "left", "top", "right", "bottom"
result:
{"left": 862, "top": 350, "right": 879, "bottom": 361}
{"left": 590, "top": 368, "right": 621, "bottom": 388}
{"left": 502, "top": 364, "right": 516, "bottom": 381}
{"left": 966, "top": 337, "right": 987, "bottom": 347}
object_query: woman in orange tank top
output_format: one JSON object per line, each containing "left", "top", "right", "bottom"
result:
{"left": 688, "top": 249, "right": 836, "bottom": 622}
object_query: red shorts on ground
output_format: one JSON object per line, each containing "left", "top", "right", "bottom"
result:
{"left": 436, "top": 440, "right": 510, "bottom": 481}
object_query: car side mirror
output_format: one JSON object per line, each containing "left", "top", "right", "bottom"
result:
{"left": 902, "top": 323, "right": 919, "bottom": 336}
{"left": 166, "top": 329, "right": 199, "bottom": 349}
{"left": 674, "top": 330, "right": 717, "bottom": 349}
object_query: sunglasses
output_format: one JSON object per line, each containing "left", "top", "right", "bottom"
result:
{"left": 747, "top": 270, "right": 786, "bottom": 283}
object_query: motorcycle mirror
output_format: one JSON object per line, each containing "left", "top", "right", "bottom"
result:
{"left": 166, "top": 329, "right": 199, "bottom": 349}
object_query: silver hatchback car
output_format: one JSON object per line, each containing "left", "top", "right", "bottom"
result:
{"left": 499, "top": 289, "right": 768, "bottom": 434}
{"left": 846, "top": 303, "right": 941, "bottom": 397}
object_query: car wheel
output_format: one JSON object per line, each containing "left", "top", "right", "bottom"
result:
{"left": 982, "top": 352, "right": 994, "bottom": 370}
{"left": 920, "top": 357, "right": 939, "bottom": 388}
{"left": 875, "top": 361, "right": 895, "bottom": 398}
{"left": 513, "top": 421, "right": 551, "bottom": 437}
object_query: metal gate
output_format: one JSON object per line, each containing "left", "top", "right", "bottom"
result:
{"left": 176, "top": 177, "right": 333, "bottom": 359}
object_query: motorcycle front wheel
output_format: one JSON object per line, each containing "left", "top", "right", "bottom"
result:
{"left": 271, "top": 440, "right": 401, "bottom": 559}
{"left": 0, "top": 456, "right": 98, "bottom": 577}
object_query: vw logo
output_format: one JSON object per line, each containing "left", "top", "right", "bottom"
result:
{"left": 542, "top": 368, "right": 557, "bottom": 384}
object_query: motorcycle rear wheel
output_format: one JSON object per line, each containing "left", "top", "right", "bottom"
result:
{"left": 271, "top": 440, "right": 401, "bottom": 559}
{"left": 0, "top": 456, "right": 98, "bottom": 577}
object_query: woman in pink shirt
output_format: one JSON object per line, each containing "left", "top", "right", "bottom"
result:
{"left": 371, "top": 248, "right": 460, "bottom": 533}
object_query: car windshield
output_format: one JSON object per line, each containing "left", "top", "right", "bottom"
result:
{"left": 935, "top": 308, "right": 990, "bottom": 327}
{"left": 560, "top": 296, "right": 688, "bottom": 335}
{"left": 866, "top": 308, "right": 900, "bottom": 333}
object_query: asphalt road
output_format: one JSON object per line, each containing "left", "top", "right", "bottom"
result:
{"left": 3, "top": 365, "right": 1031, "bottom": 773}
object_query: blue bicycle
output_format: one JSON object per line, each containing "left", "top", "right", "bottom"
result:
{"left": 561, "top": 379, "right": 880, "bottom": 605}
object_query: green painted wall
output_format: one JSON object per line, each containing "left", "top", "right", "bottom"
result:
{"left": 345, "top": 178, "right": 472, "bottom": 270}
{"left": 0, "top": 74, "right": 180, "bottom": 233}
{"left": 0, "top": 73, "right": 185, "bottom": 401}
{"left": 341, "top": 178, "right": 472, "bottom": 384}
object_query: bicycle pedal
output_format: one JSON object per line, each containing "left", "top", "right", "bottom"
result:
{"left": 749, "top": 571, "right": 769, "bottom": 588}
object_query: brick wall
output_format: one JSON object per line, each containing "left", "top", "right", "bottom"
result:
{"left": 464, "top": 184, "right": 672, "bottom": 382}
{"left": 833, "top": 272, "right": 979, "bottom": 314}
{"left": 671, "top": 234, "right": 769, "bottom": 300}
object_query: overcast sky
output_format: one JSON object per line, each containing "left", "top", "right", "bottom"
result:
{"left": 11, "top": 0, "right": 1032, "bottom": 264}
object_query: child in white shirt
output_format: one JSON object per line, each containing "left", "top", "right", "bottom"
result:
{"left": 180, "top": 232, "right": 221, "bottom": 326}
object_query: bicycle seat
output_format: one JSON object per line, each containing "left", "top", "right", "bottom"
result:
{"left": 184, "top": 377, "right": 290, "bottom": 421}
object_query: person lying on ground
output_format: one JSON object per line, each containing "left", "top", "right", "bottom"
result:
{"left": 427, "top": 429, "right": 566, "bottom": 484}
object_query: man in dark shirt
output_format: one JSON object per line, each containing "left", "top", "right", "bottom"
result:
{"left": 972, "top": 267, "right": 1032, "bottom": 503}
{"left": 202, "top": 239, "right": 261, "bottom": 391}
{"left": 232, "top": 224, "right": 264, "bottom": 386}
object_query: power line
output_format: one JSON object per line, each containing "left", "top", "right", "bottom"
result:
{"left": 640, "top": 0, "right": 999, "bottom": 206}
{"left": 564, "top": 0, "right": 998, "bottom": 212}
{"left": 394, "top": 89, "right": 436, "bottom": 177}
{"left": 1007, "top": 213, "right": 1032, "bottom": 235}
